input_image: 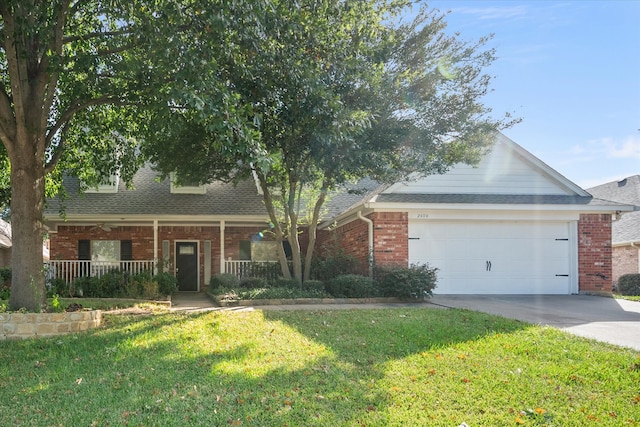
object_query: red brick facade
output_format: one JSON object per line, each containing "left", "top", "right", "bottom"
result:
{"left": 49, "top": 225, "right": 268, "bottom": 287}
{"left": 577, "top": 214, "right": 613, "bottom": 294}
{"left": 318, "top": 212, "right": 409, "bottom": 268}
{"left": 612, "top": 245, "right": 640, "bottom": 286}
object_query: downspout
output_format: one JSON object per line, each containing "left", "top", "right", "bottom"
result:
{"left": 358, "top": 211, "right": 374, "bottom": 278}
{"left": 220, "top": 220, "right": 226, "bottom": 274}
{"left": 153, "top": 220, "right": 158, "bottom": 274}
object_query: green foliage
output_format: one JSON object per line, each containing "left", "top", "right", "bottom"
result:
{"left": 271, "top": 277, "right": 301, "bottom": 289}
{"left": 69, "top": 270, "right": 174, "bottom": 299}
{"left": 239, "top": 276, "right": 269, "bottom": 289}
{"left": 49, "top": 294, "right": 64, "bottom": 313}
{"left": 0, "top": 267, "right": 10, "bottom": 299}
{"left": 209, "top": 273, "right": 239, "bottom": 289}
{"left": 311, "top": 251, "right": 362, "bottom": 282}
{"left": 325, "top": 274, "right": 378, "bottom": 298}
{"left": 375, "top": 263, "right": 439, "bottom": 299}
{"left": 302, "top": 279, "right": 325, "bottom": 293}
{"left": 617, "top": 274, "right": 640, "bottom": 296}
{"left": 47, "top": 278, "right": 70, "bottom": 298}
{"left": 154, "top": 272, "right": 178, "bottom": 296}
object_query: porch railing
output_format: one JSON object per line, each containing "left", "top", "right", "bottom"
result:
{"left": 45, "top": 260, "right": 157, "bottom": 285}
{"left": 224, "top": 260, "right": 281, "bottom": 280}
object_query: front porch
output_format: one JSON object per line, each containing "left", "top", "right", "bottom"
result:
{"left": 45, "top": 259, "right": 280, "bottom": 286}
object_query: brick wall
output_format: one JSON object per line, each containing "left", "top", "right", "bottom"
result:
{"left": 612, "top": 245, "right": 640, "bottom": 285}
{"left": 371, "top": 212, "right": 408, "bottom": 267}
{"left": 578, "top": 214, "right": 612, "bottom": 294}
{"left": 318, "top": 212, "right": 409, "bottom": 269}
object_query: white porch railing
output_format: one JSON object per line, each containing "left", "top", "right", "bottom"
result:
{"left": 224, "top": 260, "right": 281, "bottom": 279}
{"left": 45, "top": 260, "right": 157, "bottom": 285}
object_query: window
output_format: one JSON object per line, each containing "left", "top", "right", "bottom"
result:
{"left": 84, "top": 173, "right": 120, "bottom": 193}
{"left": 170, "top": 172, "right": 206, "bottom": 194}
{"left": 78, "top": 239, "right": 132, "bottom": 275}
{"left": 239, "top": 240, "right": 280, "bottom": 262}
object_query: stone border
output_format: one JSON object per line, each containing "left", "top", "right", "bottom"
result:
{"left": 0, "top": 310, "right": 102, "bottom": 340}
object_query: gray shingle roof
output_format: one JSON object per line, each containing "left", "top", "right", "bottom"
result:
{"left": 44, "top": 165, "right": 268, "bottom": 218}
{"left": 588, "top": 175, "right": 640, "bottom": 244}
{"left": 588, "top": 175, "right": 640, "bottom": 205}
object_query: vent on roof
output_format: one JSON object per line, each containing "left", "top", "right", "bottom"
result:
{"left": 617, "top": 178, "right": 628, "bottom": 187}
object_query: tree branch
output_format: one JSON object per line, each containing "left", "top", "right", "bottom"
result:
{"left": 45, "top": 95, "right": 130, "bottom": 148}
{"left": 62, "top": 28, "right": 135, "bottom": 45}
{"left": 44, "top": 122, "right": 69, "bottom": 174}
{"left": 0, "top": 86, "right": 16, "bottom": 145}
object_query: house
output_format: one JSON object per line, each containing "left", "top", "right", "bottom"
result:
{"left": 0, "top": 219, "right": 49, "bottom": 268}
{"left": 44, "top": 133, "right": 633, "bottom": 294}
{"left": 587, "top": 175, "right": 640, "bottom": 286}
{"left": 0, "top": 219, "right": 11, "bottom": 268}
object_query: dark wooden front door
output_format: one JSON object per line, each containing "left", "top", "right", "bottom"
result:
{"left": 176, "top": 242, "right": 198, "bottom": 291}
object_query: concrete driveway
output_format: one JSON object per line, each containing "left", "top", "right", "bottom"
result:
{"left": 430, "top": 295, "right": 640, "bottom": 351}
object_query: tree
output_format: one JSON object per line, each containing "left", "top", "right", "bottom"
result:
{"left": 0, "top": 0, "right": 260, "bottom": 310}
{"left": 143, "top": 0, "right": 518, "bottom": 283}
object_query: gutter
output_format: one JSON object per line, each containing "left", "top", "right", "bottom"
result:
{"left": 357, "top": 210, "right": 374, "bottom": 278}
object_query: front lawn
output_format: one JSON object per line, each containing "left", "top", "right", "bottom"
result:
{"left": 1, "top": 308, "right": 638, "bottom": 426}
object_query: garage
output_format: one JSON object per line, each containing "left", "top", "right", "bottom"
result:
{"left": 408, "top": 220, "right": 577, "bottom": 294}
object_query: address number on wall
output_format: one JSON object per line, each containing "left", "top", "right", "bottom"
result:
{"left": 414, "top": 213, "right": 429, "bottom": 219}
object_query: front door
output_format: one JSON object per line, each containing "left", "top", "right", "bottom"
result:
{"left": 176, "top": 242, "right": 198, "bottom": 291}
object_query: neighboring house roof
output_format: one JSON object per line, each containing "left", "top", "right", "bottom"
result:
{"left": 588, "top": 175, "right": 640, "bottom": 245}
{"left": 0, "top": 219, "right": 11, "bottom": 248}
{"left": 44, "top": 164, "right": 268, "bottom": 225}
{"left": 322, "top": 133, "right": 633, "bottom": 227}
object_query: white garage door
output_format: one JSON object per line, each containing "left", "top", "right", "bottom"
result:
{"left": 408, "top": 221, "right": 574, "bottom": 294}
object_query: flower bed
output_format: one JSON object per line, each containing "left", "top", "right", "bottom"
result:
{"left": 0, "top": 310, "right": 102, "bottom": 340}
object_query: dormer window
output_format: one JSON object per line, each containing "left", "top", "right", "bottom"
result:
{"left": 170, "top": 172, "right": 206, "bottom": 194}
{"left": 84, "top": 172, "right": 120, "bottom": 193}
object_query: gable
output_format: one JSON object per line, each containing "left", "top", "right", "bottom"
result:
{"left": 384, "top": 133, "right": 586, "bottom": 197}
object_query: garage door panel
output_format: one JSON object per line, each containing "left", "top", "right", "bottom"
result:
{"left": 408, "top": 220, "right": 573, "bottom": 294}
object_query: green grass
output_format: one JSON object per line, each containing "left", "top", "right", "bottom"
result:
{"left": 1, "top": 308, "right": 638, "bottom": 426}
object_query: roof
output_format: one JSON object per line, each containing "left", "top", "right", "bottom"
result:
{"left": 322, "top": 134, "right": 634, "bottom": 227}
{"left": 44, "top": 164, "right": 268, "bottom": 224}
{"left": 588, "top": 175, "right": 640, "bottom": 244}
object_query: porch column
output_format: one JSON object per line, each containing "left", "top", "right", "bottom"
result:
{"left": 220, "top": 220, "right": 226, "bottom": 274}
{"left": 153, "top": 219, "right": 158, "bottom": 274}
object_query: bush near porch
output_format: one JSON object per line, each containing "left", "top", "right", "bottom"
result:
{"left": 209, "top": 263, "right": 438, "bottom": 301}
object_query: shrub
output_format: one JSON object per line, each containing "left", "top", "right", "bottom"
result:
{"left": 618, "top": 274, "right": 640, "bottom": 296}
{"left": 239, "top": 276, "right": 269, "bottom": 289}
{"left": 326, "top": 274, "right": 378, "bottom": 298}
{"left": 155, "top": 272, "right": 178, "bottom": 296}
{"left": 0, "top": 267, "right": 10, "bottom": 284}
{"left": 70, "top": 276, "right": 93, "bottom": 297}
{"left": 311, "top": 251, "right": 363, "bottom": 282}
{"left": 210, "top": 273, "right": 239, "bottom": 289}
{"left": 0, "top": 268, "right": 10, "bottom": 300}
{"left": 47, "top": 278, "right": 69, "bottom": 298}
{"left": 375, "top": 263, "right": 438, "bottom": 299}
{"left": 270, "top": 277, "right": 300, "bottom": 289}
{"left": 302, "top": 280, "right": 325, "bottom": 293}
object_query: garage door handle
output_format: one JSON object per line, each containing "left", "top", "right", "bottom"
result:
{"left": 556, "top": 274, "right": 569, "bottom": 277}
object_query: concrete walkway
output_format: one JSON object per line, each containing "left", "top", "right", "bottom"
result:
{"left": 169, "top": 292, "right": 640, "bottom": 351}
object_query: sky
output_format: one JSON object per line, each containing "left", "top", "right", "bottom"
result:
{"left": 423, "top": 0, "right": 640, "bottom": 189}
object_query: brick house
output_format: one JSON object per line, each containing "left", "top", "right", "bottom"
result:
{"left": 44, "top": 133, "right": 633, "bottom": 294}
{"left": 588, "top": 175, "right": 640, "bottom": 287}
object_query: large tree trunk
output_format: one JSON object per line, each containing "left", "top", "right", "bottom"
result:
{"left": 303, "top": 187, "right": 327, "bottom": 282}
{"left": 8, "top": 146, "right": 47, "bottom": 312}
